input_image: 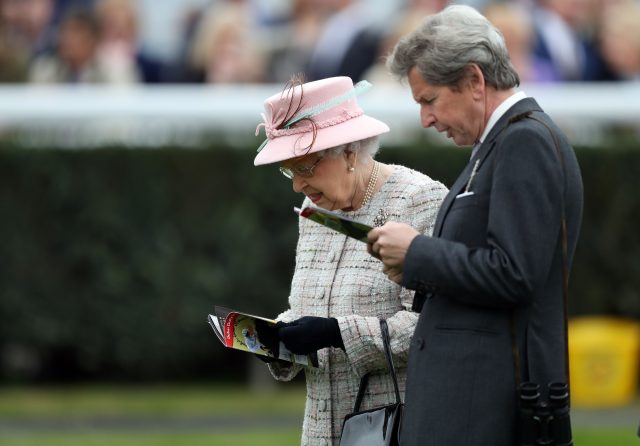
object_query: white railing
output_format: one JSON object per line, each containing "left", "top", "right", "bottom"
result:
{"left": 0, "top": 82, "right": 638, "bottom": 148}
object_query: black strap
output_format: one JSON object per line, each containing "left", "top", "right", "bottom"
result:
{"left": 381, "top": 319, "right": 402, "bottom": 404}
{"left": 509, "top": 113, "right": 571, "bottom": 391}
{"left": 526, "top": 115, "right": 571, "bottom": 388}
{"left": 352, "top": 319, "right": 401, "bottom": 412}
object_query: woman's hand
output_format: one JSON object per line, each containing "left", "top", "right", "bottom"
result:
{"left": 277, "top": 316, "right": 344, "bottom": 355}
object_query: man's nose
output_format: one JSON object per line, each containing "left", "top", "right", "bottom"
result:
{"left": 420, "top": 107, "right": 435, "bottom": 128}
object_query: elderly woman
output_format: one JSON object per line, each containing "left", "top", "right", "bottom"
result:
{"left": 253, "top": 76, "right": 448, "bottom": 446}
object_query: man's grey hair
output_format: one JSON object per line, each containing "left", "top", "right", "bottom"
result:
{"left": 324, "top": 136, "right": 380, "bottom": 164}
{"left": 386, "top": 4, "right": 520, "bottom": 90}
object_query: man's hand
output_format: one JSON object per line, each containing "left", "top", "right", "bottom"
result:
{"left": 367, "top": 222, "right": 420, "bottom": 284}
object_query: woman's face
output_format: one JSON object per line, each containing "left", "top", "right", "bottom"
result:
{"left": 282, "top": 149, "right": 356, "bottom": 211}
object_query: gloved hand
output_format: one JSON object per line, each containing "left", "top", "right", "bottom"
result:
{"left": 277, "top": 316, "right": 344, "bottom": 355}
{"left": 254, "top": 319, "right": 280, "bottom": 358}
{"left": 253, "top": 319, "right": 291, "bottom": 366}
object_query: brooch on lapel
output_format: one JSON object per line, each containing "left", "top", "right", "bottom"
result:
{"left": 373, "top": 208, "right": 390, "bottom": 227}
{"left": 456, "top": 159, "right": 480, "bottom": 199}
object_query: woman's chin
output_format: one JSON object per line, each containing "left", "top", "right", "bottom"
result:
{"left": 315, "top": 201, "right": 339, "bottom": 211}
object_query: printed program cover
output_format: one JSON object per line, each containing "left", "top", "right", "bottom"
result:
{"left": 207, "top": 306, "right": 318, "bottom": 367}
{"left": 294, "top": 205, "right": 372, "bottom": 242}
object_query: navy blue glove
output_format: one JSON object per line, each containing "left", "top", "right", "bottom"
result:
{"left": 277, "top": 316, "right": 344, "bottom": 355}
{"left": 254, "top": 319, "right": 280, "bottom": 357}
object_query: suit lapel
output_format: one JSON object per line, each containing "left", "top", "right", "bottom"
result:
{"left": 432, "top": 97, "right": 543, "bottom": 238}
{"left": 432, "top": 160, "right": 476, "bottom": 237}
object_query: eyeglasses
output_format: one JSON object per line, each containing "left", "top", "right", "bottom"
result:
{"left": 279, "top": 154, "right": 324, "bottom": 180}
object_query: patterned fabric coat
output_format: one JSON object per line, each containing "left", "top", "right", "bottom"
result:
{"left": 268, "top": 165, "right": 448, "bottom": 446}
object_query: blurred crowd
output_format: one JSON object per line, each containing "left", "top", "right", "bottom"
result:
{"left": 1, "top": 0, "right": 640, "bottom": 85}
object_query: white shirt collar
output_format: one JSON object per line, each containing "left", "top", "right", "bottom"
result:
{"left": 478, "top": 91, "right": 527, "bottom": 143}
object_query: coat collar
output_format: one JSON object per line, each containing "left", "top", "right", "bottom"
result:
{"left": 482, "top": 97, "right": 542, "bottom": 149}
{"left": 432, "top": 97, "right": 544, "bottom": 238}
{"left": 471, "top": 97, "right": 543, "bottom": 168}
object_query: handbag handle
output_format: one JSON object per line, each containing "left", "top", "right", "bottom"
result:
{"left": 352, "top": 319, "right": 402, "bottom": 412}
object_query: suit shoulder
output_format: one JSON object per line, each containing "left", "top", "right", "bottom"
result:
{"left": 502, "top": 111, "right": 570, "bottom": 148}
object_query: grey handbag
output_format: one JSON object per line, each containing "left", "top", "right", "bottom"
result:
{"left": 339, "top": 319, "right": 403, "bottom": 446}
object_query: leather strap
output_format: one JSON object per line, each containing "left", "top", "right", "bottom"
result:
{"left": 352, "top": 319, "right": 401, "bottom": 412}
{"left": 526, "top": 114, "right": 571, "bottom": 388}
{"left": 509, "top": 113, "right": 571, "bottom": 390}
{"left": 381, "top": 319, "right": 402, "bottom": 404}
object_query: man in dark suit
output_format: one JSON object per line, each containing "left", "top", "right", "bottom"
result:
{"left": 367, "top": 5, "right": 583, "bottom": 446}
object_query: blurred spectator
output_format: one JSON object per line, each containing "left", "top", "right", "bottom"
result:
{"left": 0, "top": 29, "right": 29, "bottom": 82}
{"left": 591, "top": 0, "right": 635, "bottom": 16}
{"left": 0, "top": 0, "right": 57, "bottom": 83}
{"left": 93, "top": 0, "right": 138, "bottom": 83}
{"left": 11, "top": 0, "right": 639, "bottom": 86}
{"left": 263, "top": 0, "right": 329, "bottom": 83}
{"left": 408, "top": 0, "right": 449, "bottom": 14}
{"left": 484, "top": 2, "right": 558, "bottom": 83}
{"left": 29, "top": 9, "right": 107, "bottom": 83}
{"left": 457, "top": 0, "right": 494, "bottom": 12}
{"left": 161, "top": 3, "right": 206, "bottom": 83}
{"left": 94, "top": 0, "right": 165, "bottom": 83}
{"left": 0, "top": 0, "right": 28, "bottom": 81}
{"left": 597, "top": 1, "right": 640, "bottom": 81}
{"left": 186, "top": 1, "right": 266, "bottom": 83}
{"left": 0, "top": 0, "right": 55, "bottom": 57}
{"left": 306, "top": 0, "right": 381, "bottom": 82}
{"left": 531, "top": 0, "right": 613, "bottom": 81}
{"left": 133, "top": 0, "right": 213, "bottom": 66}
{"left": 363, "top": 0, "right": 449, "bottom": 85}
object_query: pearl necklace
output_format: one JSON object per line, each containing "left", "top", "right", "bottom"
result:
{"left": 360, "top": 161, "right": 380, "bottom": 208}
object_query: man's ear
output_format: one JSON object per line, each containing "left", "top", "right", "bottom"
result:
{"left": 467, "top": 63, "right": 486, "bottom": 99}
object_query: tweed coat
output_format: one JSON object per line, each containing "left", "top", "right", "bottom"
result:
{"left": 400, "top": 98, "right": 584, "bottom": 446}
{"left": 268, "top": 165, "right": 448, "bottom": 446}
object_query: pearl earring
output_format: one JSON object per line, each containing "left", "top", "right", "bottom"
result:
{"left": 348, "top": 167, "right": 355, "bottom": 172}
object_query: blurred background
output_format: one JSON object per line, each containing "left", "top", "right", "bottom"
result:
{"left": 0, "top": 0, "right": 639, "bottom": 445}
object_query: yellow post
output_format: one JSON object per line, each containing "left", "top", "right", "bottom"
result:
{"left": 568, "top": 317, "right": 640, "bottom": 408}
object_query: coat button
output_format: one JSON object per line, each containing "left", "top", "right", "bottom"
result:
{"left": 328, "top": 251, "right": 336, "bottom": 262}
{"left": 416, "top": 337, "right": 425, "bottom": 350}
{"left": 320, "top": 399, "right": 327, "bottom": 411}
{"left": 317, "top": 289, "right": 325, "bottom": 300}
{"left": 320, "top": 440, "right": 328, "bottom": 446}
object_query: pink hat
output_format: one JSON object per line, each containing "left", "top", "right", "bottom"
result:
{"left": 254, "top": 77, "right": 390, "bottom": 166}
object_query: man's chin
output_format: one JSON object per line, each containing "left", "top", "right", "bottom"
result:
{"left": 450, "top": 135, "right": 472, "bottom": 146}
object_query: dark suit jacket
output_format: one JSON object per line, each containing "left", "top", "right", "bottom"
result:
{"left": 399, "top": 98, "right": 584, "bottom": 446}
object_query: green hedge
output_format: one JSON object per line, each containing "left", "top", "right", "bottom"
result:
{"left": 0, "top": 144, "right": 638, "bottom": 382}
